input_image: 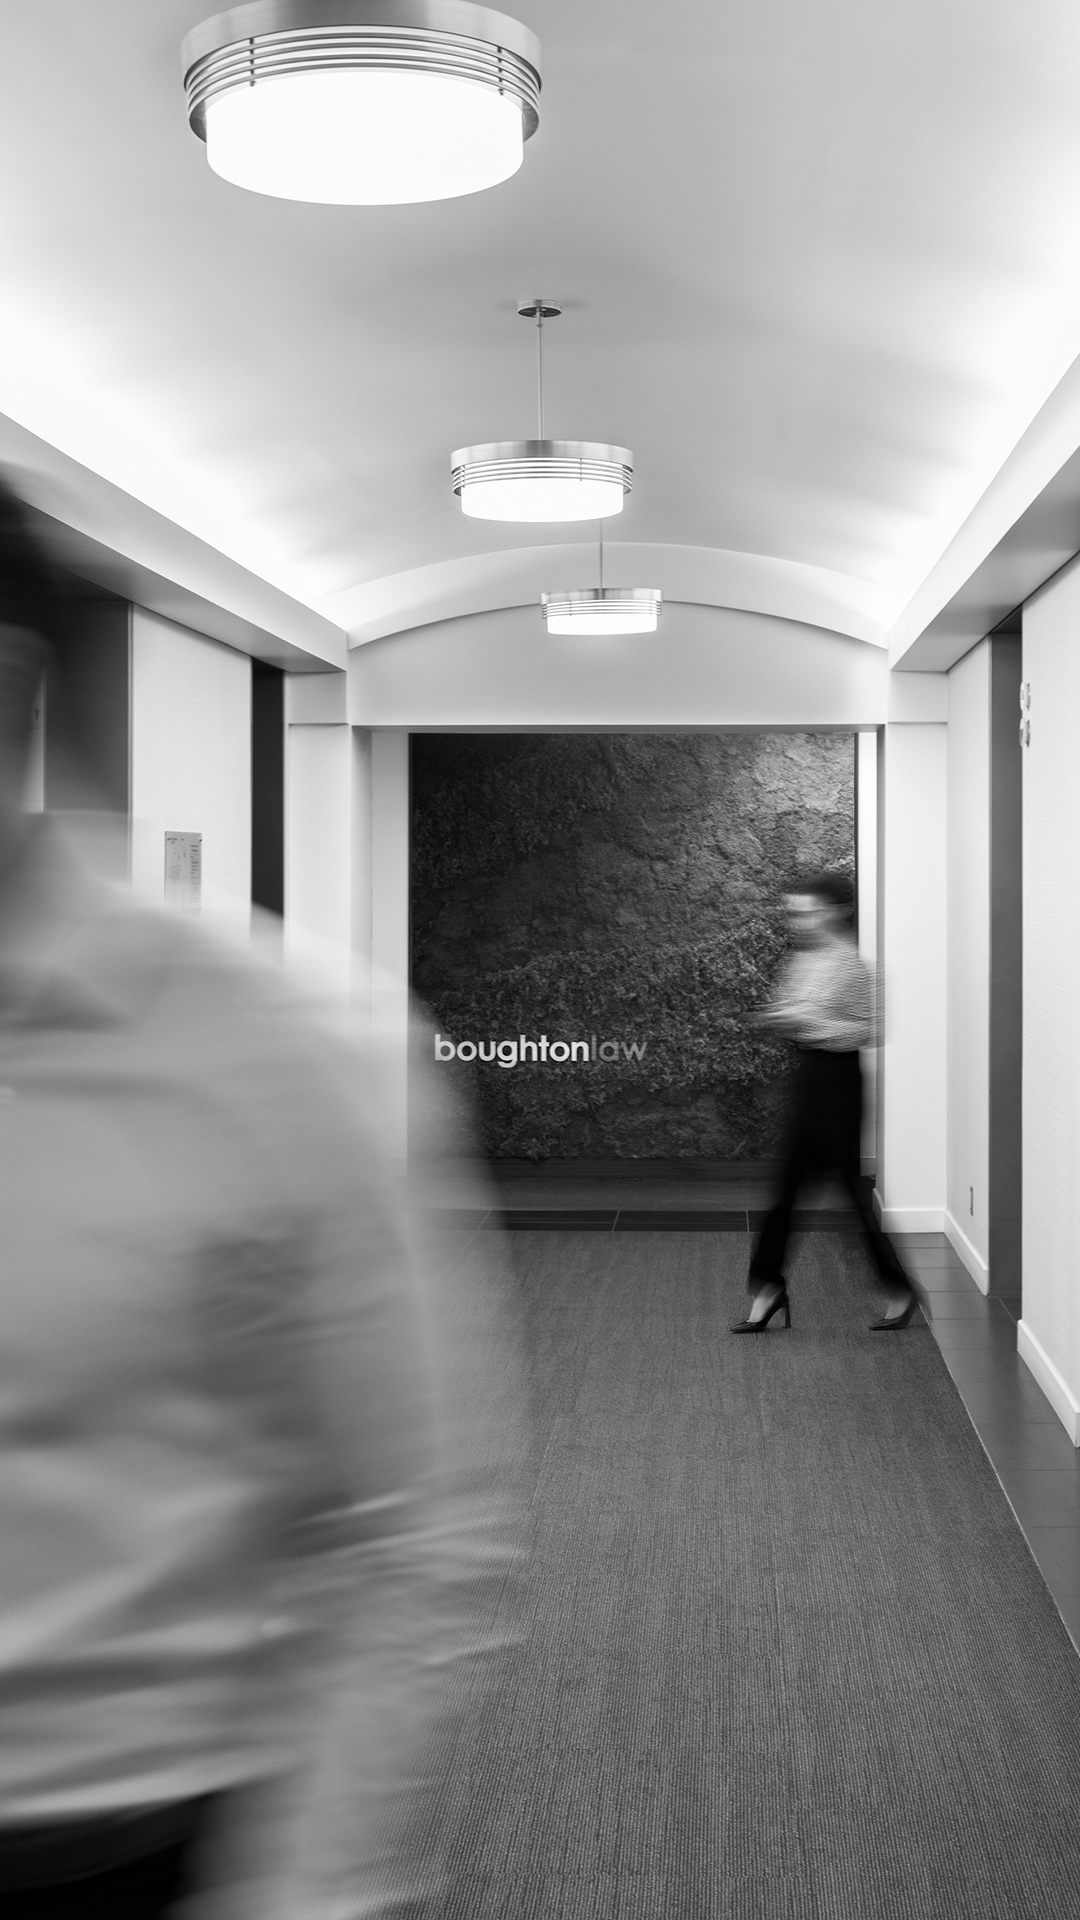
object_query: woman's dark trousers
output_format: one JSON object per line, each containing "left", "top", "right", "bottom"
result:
{"left": 748, "top": 1048, "right": 909, "bottom": 1294}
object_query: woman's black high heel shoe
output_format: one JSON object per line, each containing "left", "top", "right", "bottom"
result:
{"left": 869, "top": 1280, "right": 926, "bottom": 1332}
{"left": 731, "top": 1285, "right": 791, "bottom": 1334}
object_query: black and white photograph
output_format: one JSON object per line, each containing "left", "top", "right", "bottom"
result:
{"left": 0, "top": 3, "right": 1077, "bottom": 1916}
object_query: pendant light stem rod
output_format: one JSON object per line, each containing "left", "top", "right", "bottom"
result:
{"left": 599, "top": 519, "right": 604, "bottom": 589}
{"left": 519, "top": 298, "right": 560, "bottom": 439}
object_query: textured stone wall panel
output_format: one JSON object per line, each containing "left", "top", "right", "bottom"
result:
{"left": 411, "top": 733, "right": 855, "bottom": 1160}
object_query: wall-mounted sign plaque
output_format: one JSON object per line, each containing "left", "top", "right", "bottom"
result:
{"left": 164, "top": 831, "right": 202, "bottom": 912}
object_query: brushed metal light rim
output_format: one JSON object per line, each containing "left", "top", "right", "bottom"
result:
{"left": 451, "top": 438, "right": 632, "bottom": 467}
{"left": 187, "top": 36, "right": 540, "bottom": 140}
{"left": 541, "top": 588, "right": 662, "bottom": 614}
{"left": 451, "top": 439, "right": 633, "bottom": 504}
{"left": 453, "top": 463, "right": 633, "bottom": 500}
{"left": 182, "top": 0, "right": 540, "bottom": 69}
{"left": 183, "top": 1, "right": 541, "bottom": 143}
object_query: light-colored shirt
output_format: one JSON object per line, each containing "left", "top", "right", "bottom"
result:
{"left": 0, "top": 822, "right": 513, "bottom": 1912}
{"left": 762, "top": 937, "right": 874, "bottom": 1050}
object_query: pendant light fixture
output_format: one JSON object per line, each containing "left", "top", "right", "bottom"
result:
{"left": 182, "top": 1, "right": 541, "bottom": 205}
{"left": 452, "top": 302, "right": 633, "bottom": 521}
{"left": 542, "top": 522, "right": 661, "bottom": 634}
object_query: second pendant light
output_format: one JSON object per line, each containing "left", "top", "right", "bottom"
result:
{"left": 452, "top": 302, "right": 633, "bottom": 522}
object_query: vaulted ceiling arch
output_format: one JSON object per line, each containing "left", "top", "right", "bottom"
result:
{"left": 2, "top": 1, "right": 1080, "bottom": 670}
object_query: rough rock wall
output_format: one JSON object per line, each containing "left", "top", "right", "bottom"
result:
{"left": 411, "top": 733, "right": 855, "bottom": 1160}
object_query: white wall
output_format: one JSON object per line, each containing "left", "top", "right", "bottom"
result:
{"left": 876, "top": 721, "right": 948, "bottom": 1232}
{"left": 945, "top": 642, "right": 991, "bottom": 1289}
{"left": 349, "top": 602, "right": 890, "bottom": 730}
{"left": 1019, "top": 557, "right": 1080, "bottom": 1442}
{"left": 285, "top": 722, "right": 353, "bottom": 958}
{"left": 369, "top": 732, "right": 410, "bottom": 1169}
{"left": 130, "top": 606, "right": 251, "bottom": 935}
{"left": 283, "top": 694, "right": 410, "bottom": 1168}
{"left": 370, "top": 731, "right": 409, "bottom": 991}
{"left": 284, "top": 670, "right": 354, "bottom": 967}
{"left": 856, "top": 730, "right": 878, "bottom": 1170}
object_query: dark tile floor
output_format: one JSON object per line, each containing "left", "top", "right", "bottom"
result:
{"left": 423, "top": 1177, "right": 1080, "bottom": 1654}
{"left": 895, "top": 1233, "right": 1080, "bottom": 1651}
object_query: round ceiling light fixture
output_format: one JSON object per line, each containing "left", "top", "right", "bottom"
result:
{"left": 452, "top": 302, "right": 633, "bottom": 522}
{"left": 542, "top": 523, "right": 660, "bottom": 634}
{"left": 182, "top": 0, "right": 541, "bottom": 205}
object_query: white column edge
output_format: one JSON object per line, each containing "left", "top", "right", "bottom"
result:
{"left": 943, "top": 1211, "right": 990, "bottom": 1295}
{"left": 1017, "top": 1320, "right": 1080, "bottom": 1446}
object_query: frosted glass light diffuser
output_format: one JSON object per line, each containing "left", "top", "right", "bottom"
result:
{"left": 183, "top": 1, "right": 541, "bottom": 206}
{"left": 542, "top": 588, "right": 661, "bottom": 634}
{"left": 452, "top": 441, "right": 633, "bottom": 522}
{"left": 460, "top": 473, "right": 625, "bottom": 522}
{"left": 204, "top": 70, "right": 523, "bottom": 203}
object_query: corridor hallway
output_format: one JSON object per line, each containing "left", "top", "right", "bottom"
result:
{"left": 427, "top": 1227, "right": 1080, "bottom": 1920}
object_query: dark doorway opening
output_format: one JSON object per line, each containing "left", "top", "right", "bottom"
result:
{"left": 251, "top": 661, "right": 284, "bottom": 917}
{"left": 45, "top": 589, "right": 130, "bottom": 816}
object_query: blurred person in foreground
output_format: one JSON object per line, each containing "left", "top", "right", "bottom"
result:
{"left": 731, "top": 872, "right": 927, "bottom": 1335}
{"left": 0, "top": 479, "right": 521, "bottom": 1919}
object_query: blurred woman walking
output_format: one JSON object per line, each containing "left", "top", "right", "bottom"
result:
{"left": 731, "top": 872, "right": 925, "bottom": 1335}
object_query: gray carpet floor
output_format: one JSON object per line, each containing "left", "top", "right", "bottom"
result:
{"left": 431, "top": 1231, "right": 1080, "bottom": 1919}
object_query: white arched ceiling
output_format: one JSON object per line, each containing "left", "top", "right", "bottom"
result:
{"left": 3, "top": 1, "right": 1080, "bottom": 660}
{"left": 325, "top": 544, "right": 891, "bottom": 647}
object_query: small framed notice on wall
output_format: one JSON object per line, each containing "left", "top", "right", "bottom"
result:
{"left": 164, "top": 832, "right": 202, "bottom": 912}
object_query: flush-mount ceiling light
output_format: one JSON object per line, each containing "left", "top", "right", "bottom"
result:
{"left": 452, "top": 302, "right": 632, "bottom": 521}
{"left": 542, "top": 522, "right": 660, "bottom": 634}
{"left": 182, "top": 0, "right": 541, "bottom": 204}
